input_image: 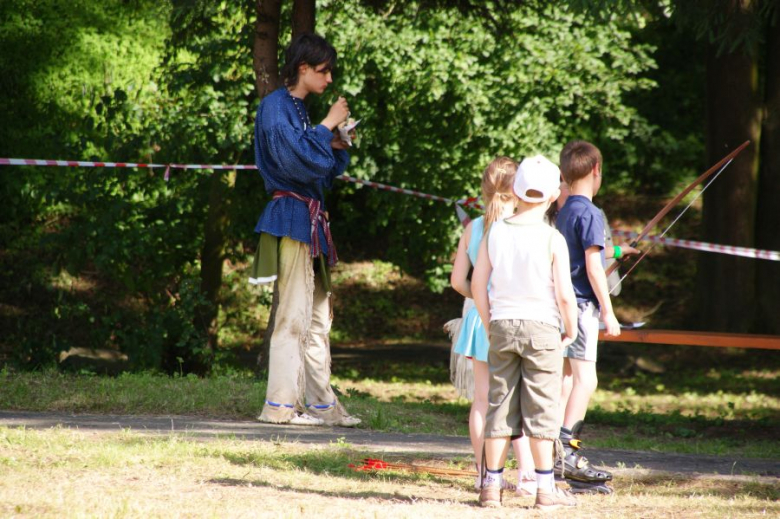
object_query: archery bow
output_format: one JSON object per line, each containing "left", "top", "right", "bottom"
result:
{"left": 606, "top": 140, "right": 751, "bottom": 285}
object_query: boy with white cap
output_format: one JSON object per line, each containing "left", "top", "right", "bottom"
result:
{"left": 472, "top": 155, "right": 579, "bottom": 511}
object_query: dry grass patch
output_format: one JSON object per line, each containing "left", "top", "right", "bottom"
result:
{"left": 0, "top": 427, "right": 777, "bottom": 518}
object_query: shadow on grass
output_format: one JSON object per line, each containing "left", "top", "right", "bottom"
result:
{"left": 207, "top": 476, "right": 475, "bottom": 506}
{"left": 588, "top": 407, "right": 778, "bottom": 446}
{"left": 628, "top": 473, "right": 780, "bottom": 501}
{"left": 597, "top": 353, "right": 780, "bottom": 398}
{"left": 217, "top": 448, "right": 473, "bottom": 491}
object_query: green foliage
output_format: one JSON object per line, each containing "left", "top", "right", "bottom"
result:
{"left": 317, "top": 0, "right": 662, "bottom": 286}
{"left": 0, "top": 0, "right": 712, "bottom": 368}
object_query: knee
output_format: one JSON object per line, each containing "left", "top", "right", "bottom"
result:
{"left": 581, "top": 373, "right": 598, "bottom": 394}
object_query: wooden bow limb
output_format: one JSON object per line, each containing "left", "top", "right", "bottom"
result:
{"left": 348, "top": 458, "right": 477, "bottom": 477}
{"left": 606, "top": 140, "right": 751, "bottom": 279}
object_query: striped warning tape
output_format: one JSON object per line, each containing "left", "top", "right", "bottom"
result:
{"left": 0, "top": 157, "right": 464, "bottom": 204}
{"left": 612, "top": 229, "right": 779, "bottom": 262}
{"left": 3, "top": 156, "right": 778, "bottom": 261}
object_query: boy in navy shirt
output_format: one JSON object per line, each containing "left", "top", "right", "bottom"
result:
{"left": 555, "top": 141, "right": 620, "bottom": 493}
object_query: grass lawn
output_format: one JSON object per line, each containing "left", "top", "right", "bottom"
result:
{"left": 1, "top": 365, "right": 778, "bottom": 459}
{"left": 0, "top": 426, "right": 777, "bottom": 518}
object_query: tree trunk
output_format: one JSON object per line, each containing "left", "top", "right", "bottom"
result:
{"left": 292, "top": 0, "right": 316, "bottom": 37}
{"left": 254, "top": 0, "right": 282, "bottom": 98}
{"left": 254, "top": 0, "right": 317, "bottom": 372}
{"left": 755, "top": 20, "right": 780, "bottom": 334}
{"left": 696, "top": 5, "right": 762, "bottom": 332}
{"left": 194, "top": 169, "right": 237, "bottom": 374}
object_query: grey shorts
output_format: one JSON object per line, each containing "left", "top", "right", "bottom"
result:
{"left": 484, "top": 319, "right": 563, "bottom": 441}
{"left": 563, "top": 301, "right": 600, "bottom": 362}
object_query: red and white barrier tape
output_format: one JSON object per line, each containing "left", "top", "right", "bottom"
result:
{"left": 0, "top": 157, "right": 465, "bottom": 202}
{"left": 612, "top": 229, "right": 780, "bottom": 262}
{"left": 3, "top": 157, "right": 778, "bottom": 261}
{"left": 339, "top": 174, "right": 456, "bottom": 204}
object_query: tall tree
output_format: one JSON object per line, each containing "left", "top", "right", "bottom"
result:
{"left": 254, "top": 0, "right": 283, "bottom": 98}
{"left": 293, "top": 0, "right": 316, "bottom": 36}
{"left": 256, "top": 0, "right": 316, "bottom": 372}
{"left": 756, "top": 17, "right": 780, "bottom": 334}
{"left": 568, "top": 0, "right": 779, "bottom": 333}
{"left": 696, "top": 1, "right": 762, "bottom": 332}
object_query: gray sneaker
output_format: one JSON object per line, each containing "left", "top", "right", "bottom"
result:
{"left": 479, "top": 484, "right": 502, "bottom": 508}
{"left": 535, "top": 486, "right": 577, "bottom": 511}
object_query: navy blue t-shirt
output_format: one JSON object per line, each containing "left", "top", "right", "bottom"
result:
{"left": 556, "top": 195, "right": 606, "bottom": 305}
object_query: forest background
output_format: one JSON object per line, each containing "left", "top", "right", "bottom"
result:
{"left": 0, "top": 0, "right": 778, "bottom": 374}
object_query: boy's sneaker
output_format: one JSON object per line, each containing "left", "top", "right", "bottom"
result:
{"left": 534, "top": 486, "right": 577, "bottom": 511}
{"left": 479, "top": 484, "right": 502, "bottom": 508}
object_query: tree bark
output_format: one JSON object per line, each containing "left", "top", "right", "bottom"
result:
{"left": 194, "top": 169, "right": 237, "bottom": 374}
{"left": 254, "top": 0, "right": 317, "bottom": 372}
{"left": 696, "top": 10, "right": 762, "bottom": 332}
{"left": 254, "top": 0, "right": 282, "bottom": 98}
{"left": 292, "top": 0, "right": 316, "bottom": 37}
{"left": 755, "top": 19, "right": 780, "bottom": 334}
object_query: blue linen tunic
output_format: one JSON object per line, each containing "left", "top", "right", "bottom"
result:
{"left": 453, "top": 217, "right": 491, "bottom": 362}
{"left": 253, "top": 88, "right": 350, "bottom": 254}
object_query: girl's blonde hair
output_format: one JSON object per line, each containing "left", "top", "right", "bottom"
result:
{"left": 481, "top": 156, "right": 518, "bottom": 233}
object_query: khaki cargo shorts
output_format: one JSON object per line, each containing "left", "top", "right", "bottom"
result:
{"left": 484, "top": 319, "right": 563, "bottom": 440}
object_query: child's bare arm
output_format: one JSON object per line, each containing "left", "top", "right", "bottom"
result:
{"left": 450, "top": 222, "right": 473, "bottom": 299}
{"left": 551, "top": 234, "right": 578, "bottom": 347}
{"left": 584, "top": 246, "right": 621, "bottom": 336}
{"left": 472, "top": 236, "right": 493, "bottom": 330}
{"left": 605, "top": 243, "right": 640, "bottom": 258}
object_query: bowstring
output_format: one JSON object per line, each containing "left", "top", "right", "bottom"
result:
{"left": 609, "top": 158, "right": 735, "bottom": 295}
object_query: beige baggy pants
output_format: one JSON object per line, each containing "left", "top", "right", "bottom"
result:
{"left": 258, "top": 237, "right": 348, "bottom": 424}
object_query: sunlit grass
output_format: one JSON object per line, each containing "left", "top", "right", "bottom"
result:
{"left": 1, "top": 366, "right": 778, "bottom": 458}
{"left": 0, "top": 427, "right": 776, "bottom": 518}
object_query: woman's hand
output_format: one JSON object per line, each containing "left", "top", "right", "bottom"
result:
{"left": 331, "top": 134, "right": 351, "bottom": 150}
{"left": 321, "top": 97, "right": 349, "bottom": 130}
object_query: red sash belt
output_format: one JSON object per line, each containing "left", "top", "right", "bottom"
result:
{"left": 272, "top": 190, "right": 338, "bottom": 266}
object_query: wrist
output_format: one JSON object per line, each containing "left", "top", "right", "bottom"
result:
{"left": 320, "top": 118, "right": 338, "bottom": 131}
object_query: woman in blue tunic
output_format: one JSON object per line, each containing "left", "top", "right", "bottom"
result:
{"left": 252, "top": 34, "right": 359, "bottom": 427}
{"left": 449, "top": 157, "right": 537, "bottom": 495}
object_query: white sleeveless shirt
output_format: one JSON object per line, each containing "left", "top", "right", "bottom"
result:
{"left": 487, "top": 219, "right": 562, "bottom": 328}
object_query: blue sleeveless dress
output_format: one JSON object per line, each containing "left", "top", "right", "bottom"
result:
{"left": 453, "top": 217, "right": 490, "bottom": 362}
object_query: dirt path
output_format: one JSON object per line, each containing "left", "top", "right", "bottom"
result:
{"left": 1, "top": 410, "right": 777, "bottom": 482}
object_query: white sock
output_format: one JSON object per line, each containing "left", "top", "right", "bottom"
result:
{"left": 484, "top": 468, "right": 504, "bottom": 488}
{"left": 535, "top": 469, "right": 555, "bottom": 493}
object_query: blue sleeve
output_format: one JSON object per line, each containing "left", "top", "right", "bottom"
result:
{"left": 321, "top": 148, "right": 350, "bottom": 189}
{"left": 267, "top": 122, "right": 346, "bottom": 185}
{"left": 579, "top": 209, "right": 605, "bottom": 250}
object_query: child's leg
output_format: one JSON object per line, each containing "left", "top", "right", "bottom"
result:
{"left": 561, "top": 302, "right": 600, "bottom": 429}
{"left": 479, "top": 319, "right": 523, "bottom": 506}
{"left": 484, "top": 437, "right": 511, "bottom": 472}
{"left": 559, "top": 358, "right": 574, "bottom": 425}
{"left": 470, "top": 359, "right": 489, "bottom": 473}
{"left": 516, "top": 320, "right": 576, "bottom": 509}
{"left": 561, "top": 358, "right": 597, "bottom": 429}
{"left": 480, "top": 437, "right": 510, "bottom": 507}
{"left": 511, "top": 435, "right": 536, "bottom": 495}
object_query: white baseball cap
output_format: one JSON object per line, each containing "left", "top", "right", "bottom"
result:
{"left": 513, "top": 155, "right": 561, "bottom": 203}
